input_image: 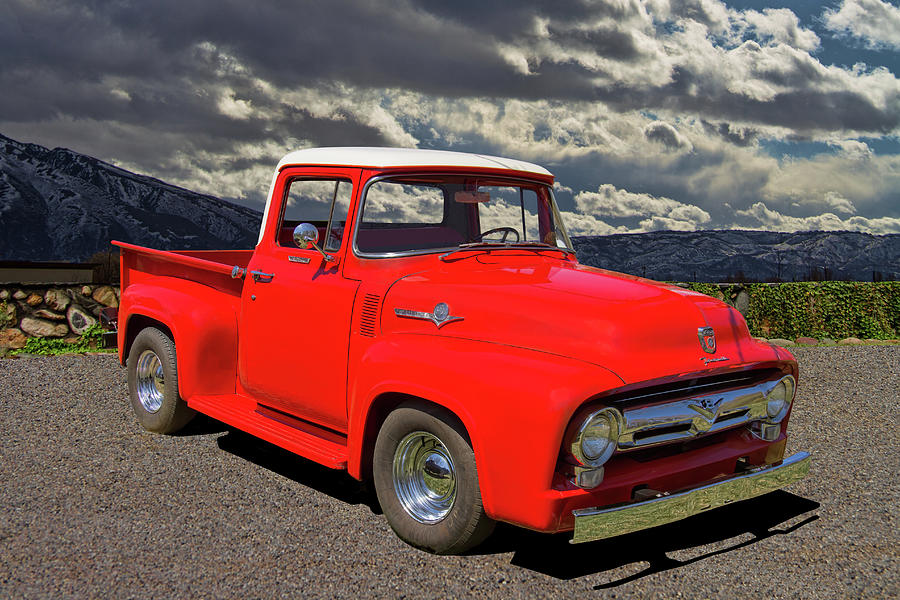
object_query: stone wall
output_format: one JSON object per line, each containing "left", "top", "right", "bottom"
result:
{"left": 0, "top": 285, "right": 119, "bottom": 349}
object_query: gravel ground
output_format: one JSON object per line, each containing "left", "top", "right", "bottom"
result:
{"left": 0, "top": 347, "right": 897, "bottom": 599}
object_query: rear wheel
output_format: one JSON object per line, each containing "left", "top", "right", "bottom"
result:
{"left": 127, "top": 327, "right": 195, "bottom": 434}
{"left": 373, "top": 403, "right": 495, "bottom": 554}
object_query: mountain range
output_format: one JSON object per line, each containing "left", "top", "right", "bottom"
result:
{"left": 0, "top": 133, "right": 261, "bottom": 261}
{"left": 0, "top": 132, "right": 896, "bottom": 281}
{"left": 572, "top": 230, "right": 899, "bottom": 282}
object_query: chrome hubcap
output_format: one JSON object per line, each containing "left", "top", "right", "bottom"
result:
{"left": 136, "top": 349, "right": 165, "bottom": 413}
{"left": 392, "top": 431, "right": 457, "bottom": 523}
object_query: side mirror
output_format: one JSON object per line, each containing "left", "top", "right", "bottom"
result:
{"left": 293, "top": 223, "right": 335, "bottom": 262}
{"left": 293, "top": 222, "right": 320, "bottom": 248}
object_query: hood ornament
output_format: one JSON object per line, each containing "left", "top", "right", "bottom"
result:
{"left": 395, "top": 302, "right": 463, "bottom": 329}
{"left": 697, "top": 326, "right": 716, "bottom": 354}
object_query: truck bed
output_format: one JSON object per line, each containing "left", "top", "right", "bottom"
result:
{"left": 113, "top": 241, "right": 253, "bottom": 298}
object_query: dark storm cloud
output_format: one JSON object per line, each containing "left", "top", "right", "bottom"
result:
{"left": 1, "top": 0, "right": 606, "bottom": 145}
{"left": 702, "top": 121, "right": 759, "bottom": 146}
{"left": 1, "top": 0, "right": 898, "bottom": 231}
{"left": 91, "top": 0, "right": 534, "bottom": 97}
{"left": 546, "top": 25, "right": 642, "bottom": 61}
{"left": 276, "top": 106, "right": 390, "bottom": 147}
{"left": 1, "top": 1, "right": 405, "bottom": 150}
{"left": 4, "top": 0, "right": 896, "bottom": 138}
{"left": 409, "top": 0, "right": 645, "bottom": 38}
{"left": 594, "top": 66, "right": 900, "bottom": 135}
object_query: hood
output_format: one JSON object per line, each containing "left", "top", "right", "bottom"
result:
{"left": 381, "top": 254, "right": 781, "bottom": 384}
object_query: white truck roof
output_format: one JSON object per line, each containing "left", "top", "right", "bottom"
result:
{"left": 276, "top": 147, "right": 552, "bottom": 176}
{"left": 260, "top": 147, "right": 553, "bottom": 244}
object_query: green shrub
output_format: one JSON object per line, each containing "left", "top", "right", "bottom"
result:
{"left": 11, "top": 324, "right": 109, "bottom": 356}
{"left": 681, "top": 281, "right": 899, "bottom": 340}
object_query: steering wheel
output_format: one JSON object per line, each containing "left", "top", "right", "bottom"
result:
{"left": 474, "top": 227, "right": 520, "bottom": 243}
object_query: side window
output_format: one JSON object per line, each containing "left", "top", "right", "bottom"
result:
{"left": 279, "top": 179, "right": 352, "bottom": 252}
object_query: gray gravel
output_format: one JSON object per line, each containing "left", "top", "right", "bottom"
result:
{"left": 1, "top": 347, "right": 897, "bottom": 599}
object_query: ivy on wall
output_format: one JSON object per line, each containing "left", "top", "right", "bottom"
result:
{"left": 681, "top": 282, "right": 900, "bottom": 340}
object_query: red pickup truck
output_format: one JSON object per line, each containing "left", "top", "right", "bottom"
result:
{"left": 113, "top": 147, "right": 809, "bottom": 554}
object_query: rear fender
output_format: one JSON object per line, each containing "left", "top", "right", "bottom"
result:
{"left": 120, "top": 277, "right": 240, "bottom": 399}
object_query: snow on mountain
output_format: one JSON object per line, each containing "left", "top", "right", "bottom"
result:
{"left": 0, "top": 133, "right": 262, "bottom": 261}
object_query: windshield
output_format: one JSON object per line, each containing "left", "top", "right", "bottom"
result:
{"left": 354, "top": 175, "right": 573, "bottom": 256}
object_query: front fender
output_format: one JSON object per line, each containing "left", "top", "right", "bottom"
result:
{"left": 120, "top": 277, "right": 240, "bottom": 400}
{"left": 346, "top": 333, "right": 624, "bottom": 531}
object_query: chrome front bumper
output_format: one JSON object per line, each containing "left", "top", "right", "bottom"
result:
{"left": 571, "top": 451, "right": 811, "bottom": 544}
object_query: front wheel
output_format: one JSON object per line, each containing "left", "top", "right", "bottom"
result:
{"left": 373, "top": 403, "right": 495, "bottom": 554}
{"left": 127, "top": 327, "right": 195, "bottom": 434}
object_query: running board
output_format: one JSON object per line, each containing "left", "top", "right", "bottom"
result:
{"left": 188, "top": 394, "right": 349, "bottom": 469}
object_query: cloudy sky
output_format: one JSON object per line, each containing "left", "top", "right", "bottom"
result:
{"left": 2, "top": 0, "right": 899, "bottom": 235}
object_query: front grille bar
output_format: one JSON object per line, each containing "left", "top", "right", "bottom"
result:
{"left": 617, "top": 376, "right": 780, "bottom": 450}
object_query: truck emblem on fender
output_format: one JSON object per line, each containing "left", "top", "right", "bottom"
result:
{"left": 698, "top": 326, "right": 716, "bottom": 354}
{"left": 395, "top": 302, "right": 464, "bottom": 329}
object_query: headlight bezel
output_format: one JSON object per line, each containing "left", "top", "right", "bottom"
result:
{"left": 570, "top": 406, "right": 622, "bottom": 468}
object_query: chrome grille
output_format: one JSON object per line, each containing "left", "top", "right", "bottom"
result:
{"left": 617, "top": 375, "right": 781, "bottom": 451}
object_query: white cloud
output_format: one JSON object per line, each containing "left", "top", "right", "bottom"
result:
{"left": 576, "top": 184, "right": 709, "bottom": 223}
{"left": 833, "top": 139, "right": 873, "bottom": 160}
{"left": 558, "top": 211, "right": 627, "bottom": 236}
{"left": 824, "top": 0, "right": 900, "bottom": 49}
{"left": 760, "top": 150, "right": 900, "bottom": 218}
{"left": 732, "top": 8, "right": 820, "bottom": 51}
{"left": 553, "top": 181, "right": 573, "bottom": 195}
{"left": 638, "top": 215, "right": 701, "bottom": 231}
{"left": 644, "top": 121, "right": 692, "bottom": 151}
{"left": 217, "top": 91, "right": 253, "bottom": 120}
{"left": 736, "top": 201, "right": 900, "bottom": 233}
{"left": 822, "top": 191, "right": 857, "bottom": 215}
{"left": 109, "top": 88, "right": 131, "bottom": 102}
{"left": 570, "top": 184, "right": 711, "bottom": 234}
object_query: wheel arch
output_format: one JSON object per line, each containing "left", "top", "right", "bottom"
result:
{"left": 355, "top": 392, "right": 473, "bottom": 484}
{"left": 122, "top": 313, "right": 175, "bottom": 364}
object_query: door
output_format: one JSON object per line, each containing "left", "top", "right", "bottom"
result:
{"left": 239, "top": 169, "right": 360, "bottom": 431}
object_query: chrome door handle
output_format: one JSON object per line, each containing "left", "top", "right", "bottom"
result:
{"left": 250, "top": 270, "right": 275, "bottom": 283}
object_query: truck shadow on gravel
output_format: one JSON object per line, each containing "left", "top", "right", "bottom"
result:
{"left": 207, "top": 426, "right": 818, "bottom": 588}
{"left": 214, "top": 428, "right": 382, "bottom": 513}
{"left": 174, "top": 414, "right": 231, "bottom": 436}
{"left": 480, "top": 490, "right": 819, "bottom": 586}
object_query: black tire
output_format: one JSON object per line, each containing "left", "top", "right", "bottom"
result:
{"left": 127, "top": 327, "right": 195, "bottom": 434}
{"left": 373, "top": 403, "right": 495, "bottom": 554}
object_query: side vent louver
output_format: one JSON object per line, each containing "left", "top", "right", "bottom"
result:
{"left": 359, "top": 294, "right": 381, "bottom": 337}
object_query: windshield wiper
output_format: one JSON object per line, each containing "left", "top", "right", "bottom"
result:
{"left": 439, "top": 241, "right": 574, "bottom": 262}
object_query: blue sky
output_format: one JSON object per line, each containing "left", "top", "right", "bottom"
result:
{"left": 1, "top": 0, "right": 898, "bottom": 234}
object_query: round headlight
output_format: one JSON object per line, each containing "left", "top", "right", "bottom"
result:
{"left": 571, "top": 407, "right": 621, "bottom": 467}
{"left": 766, "top": 376, "right": 795, "bottom": 421}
